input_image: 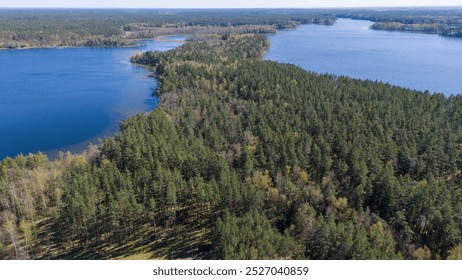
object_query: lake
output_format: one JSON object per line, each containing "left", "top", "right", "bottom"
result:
{"left": 3, "top": 19, "right": 462, "bottom": 160}
{"left": 265, "top": 18, "right": 462, "bottom": 96}
{"left": 0, "top": 38, "right": 183, "bottom": 160}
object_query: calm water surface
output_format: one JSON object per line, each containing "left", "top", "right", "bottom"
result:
{"left": 265, "top": 18, "right": 462, "bottom": 96}
{"left": 3, "top": 20, "right": 462, "bottom": 160}
{"left": 0, "top": 38, "right": 183, "bottom": 159}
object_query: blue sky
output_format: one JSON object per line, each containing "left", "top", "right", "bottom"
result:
{"left": 1, "top": 1, "right": 461, "bottom": 8}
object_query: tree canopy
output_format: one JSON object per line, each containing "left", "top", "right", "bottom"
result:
{"left": 1, "top": 20, "right": 462, "bottom": 260}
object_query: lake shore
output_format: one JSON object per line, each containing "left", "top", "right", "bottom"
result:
{"left": 0, "top": 35, "right": 186, "bottom": 51}
{"left": 0, "top": 38, "right": 182, "bottom": 160}
{"left": 264, "top": 18, "right": 462, "bottom": 96}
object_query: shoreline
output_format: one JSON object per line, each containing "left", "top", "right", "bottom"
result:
{"left": 0, "top": 35, "right": 186, "bottom": 51}
{"left": 0, "top": 35, "right": 184, "bottom": 161}
{"left": 151, "top": 35, "right": 187, "bottom": 43}
{"left": 0, "top": 43, "right": 138, "bottom": 51}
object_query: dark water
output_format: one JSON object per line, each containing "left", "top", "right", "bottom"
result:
{"left": 265, "top": 18, "right": 462, "bottom": 96}
{"left": 0, "top": 38, "right": 183, "bottom": 159}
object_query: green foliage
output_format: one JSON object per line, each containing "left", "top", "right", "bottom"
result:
{"left": 334, "top": 8, "right": 462, "bottom": 37}
{"left": 128, "top": 33, "right": 462, "bottom": 259}
{"left": 214, "top": 209, "right": 295, "bottom": 259}
{"left": 0, "top": 9, "right": 335, "bottom": 48}
{"left": 1, "top": 14, "right": 462, "bottom": 259}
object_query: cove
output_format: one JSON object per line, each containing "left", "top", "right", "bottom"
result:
{"left": 0, "top": 38, "right": 184, "bottom": 160}
{"left": 264, "top": 18, "right": 462, "bottom": 96}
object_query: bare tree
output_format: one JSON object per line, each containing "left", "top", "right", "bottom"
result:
{"left": 1, "top": 211, "right": 18, "bottom": 259}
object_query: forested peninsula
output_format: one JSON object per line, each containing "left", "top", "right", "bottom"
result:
{"left": 1, "top": 10, "right": 462, "bottom": 260}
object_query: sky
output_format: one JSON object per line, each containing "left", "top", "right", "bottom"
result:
{"left": 0, "top": 1, "right": 461, "bottom": 9}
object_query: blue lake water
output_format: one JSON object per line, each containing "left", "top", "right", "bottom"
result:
{"left": 0, "top": 39, "right": 183, "bottom": 159}
{"left": 3, "top": 19, "right": 462, "bottom": 160}
{"left": 265, "top": 18, "right": 462, "bottom": 96}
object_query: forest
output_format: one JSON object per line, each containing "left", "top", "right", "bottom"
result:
{"left": 2, "top": 8, "right": 462, "bottom": 49}
{"left": 334, "top": 8, "right": 462, "bottom": 37}
{"left": 0, "top": 9, "right": 335, "bottom": 48}
{"left": 1, "top": 24, "right": 462, "bottom": 260}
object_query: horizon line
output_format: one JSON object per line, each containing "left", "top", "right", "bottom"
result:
{"left": 1, "top": 6, "right": 462, "bottom": 9}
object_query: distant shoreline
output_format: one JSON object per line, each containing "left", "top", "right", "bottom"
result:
{"left": 0, "top": 36, "right": 185, "bottom": 51}
{"left": 152, "top": 36, "right": 186, "bottom": 43}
